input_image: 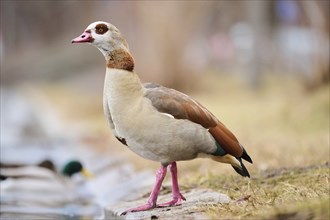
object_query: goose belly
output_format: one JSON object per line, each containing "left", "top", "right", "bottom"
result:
{"left": 112, "top": 104, "right": 217, "bottom": 164}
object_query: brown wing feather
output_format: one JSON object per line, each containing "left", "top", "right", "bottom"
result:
{"left": 209, "top": 124, "right": 242, "bottom": 157}
{"left": 144, "top": 83, "right": 243, "bottom": 157}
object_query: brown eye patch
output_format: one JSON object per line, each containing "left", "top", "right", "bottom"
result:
{"left": 95, "top": 23, "right": 109, "bottom": 35}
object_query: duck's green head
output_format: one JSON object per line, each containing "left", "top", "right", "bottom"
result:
{"left": 61, "top": 160, "right": 93, "bottom": 178}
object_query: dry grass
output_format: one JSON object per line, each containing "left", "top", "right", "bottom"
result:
{"left": 182, "top": 163, "right": 329, "bottom": 219}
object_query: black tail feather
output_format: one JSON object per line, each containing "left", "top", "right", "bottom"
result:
{"left": 232, "top": 158, "right": 250, "bottom": 178}
{"left": 241, "top": 148, "right": 253, "bottom": 164}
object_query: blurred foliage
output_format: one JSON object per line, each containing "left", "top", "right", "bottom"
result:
{"left": 1, "top": 1, "right": 329, "bottom": 90}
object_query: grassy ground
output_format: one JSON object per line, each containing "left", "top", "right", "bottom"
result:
{"left": 183, "top": 163, "right": 329, "bottom": 219}
{"left": 29, "top": 73, "right": 329, "bottom": 219}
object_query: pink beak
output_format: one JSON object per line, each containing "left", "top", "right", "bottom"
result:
{"left": 71, "top": 31, "right": 94, "bottom": 43}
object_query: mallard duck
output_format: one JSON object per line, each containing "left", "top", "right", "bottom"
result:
{"left": 0, "top": 160, "right": 92, "bottom": 193}
{"left": 0, "top": 160, "right": 104, "bottom": 218}
{"left": 72, "top": 21, "right": 253, "bottom": 214}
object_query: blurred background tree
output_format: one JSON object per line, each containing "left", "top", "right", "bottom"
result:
{"left": 1, "top": 0, "right": 329, "bottom": 91}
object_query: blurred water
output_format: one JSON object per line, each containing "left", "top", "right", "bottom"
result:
{"left": 0, "top": 87, "right": 153, "bottom": 219}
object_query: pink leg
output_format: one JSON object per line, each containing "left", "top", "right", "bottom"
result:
{"left": 121, "top": 165, "right": 167, "bottom": 215}
{"left": 157, "top": 162, "right": 186, "bottom": 207}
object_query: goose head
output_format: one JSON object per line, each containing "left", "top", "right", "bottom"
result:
{"left": 72, "top": 21, "right": 130, "bottom": 58}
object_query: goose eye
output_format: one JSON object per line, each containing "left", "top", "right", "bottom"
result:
{"left": 95, "top": 23, "right": 108, "bottom": 35}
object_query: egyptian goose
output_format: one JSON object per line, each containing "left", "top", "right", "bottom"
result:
{"left": 72, "top": 21, "right": 252, "bottom": 214}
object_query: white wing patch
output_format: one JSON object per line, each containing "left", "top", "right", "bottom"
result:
{"left": 161, "top": 113, "right": 175, "bottom": 119}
